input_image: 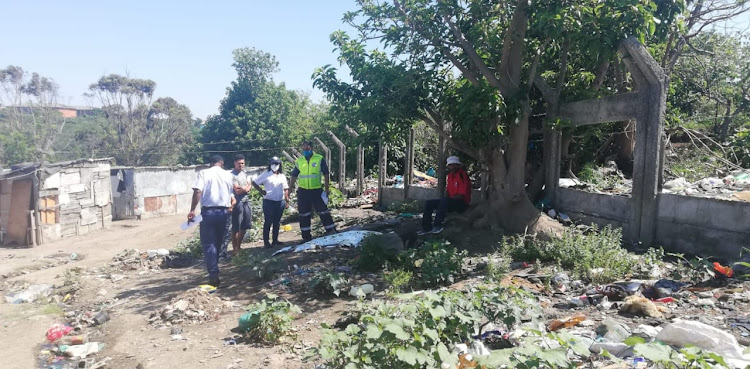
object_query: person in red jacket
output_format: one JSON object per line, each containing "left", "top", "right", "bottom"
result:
{"left": 420, "top": 156, "right": 471, "bottom": 234}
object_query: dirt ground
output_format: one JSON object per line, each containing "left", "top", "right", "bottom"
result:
{"left": 0, "top": 210, "right": 385, "bottom": 369}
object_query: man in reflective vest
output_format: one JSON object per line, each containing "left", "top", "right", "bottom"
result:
{"left": 289, "top": 140, "right": 338, "bottom": 241}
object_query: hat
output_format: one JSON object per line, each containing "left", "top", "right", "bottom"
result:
{"left": 446, "top": 156, "right": 461, "bottom": 166}
{"left": 269, "top": 156, "right": 281, "bottom": 164}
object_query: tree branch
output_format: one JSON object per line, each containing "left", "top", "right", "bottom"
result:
{"left": 497, "top": 0, "right": 529, "bottom": 97}
{"left": 442, "top": 13, "right": 503, "bottom": 90}
{"left": 421, "top": 106, "right": 480, "bottom": 160}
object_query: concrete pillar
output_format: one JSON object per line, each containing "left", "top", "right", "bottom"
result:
{"left": 345, "top": 125, "right": 364, "bottom": 196}
{"left": 404, "top": 127, "right": 415, "bottom": 197}
{"left": 543, "top": 127, "right": 562, "bottom": 206}
{"left": 618, "top": 37, "right": 667, "bottom": 245}
{"left": 378, "top": 140, "right": 388, "bottom": 206}
{"left": 327, "top": 131, "right": 347, "bottom": 192}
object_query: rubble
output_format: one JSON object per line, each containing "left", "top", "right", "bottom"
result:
{"left": 149, "top": 288, "right": 239, "bottom": 326}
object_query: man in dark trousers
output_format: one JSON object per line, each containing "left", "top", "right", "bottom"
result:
{"left": 188, "top": 155, "right": 235, "bottom": 287}
{"left": 420, "top": 156, "right": 472, "bottom": 234}
{"left": 289, "top": 140, "right": 337, "bottom": 242}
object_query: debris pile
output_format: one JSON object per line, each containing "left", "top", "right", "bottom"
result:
{"left": 664, "top": 170, "right": 750, "bottom": 201}
{"left": 108, "top": 248, "right": 170, "bottom": 271}
{"left": 149, "top": 288, "right": 238, "bottom": 326}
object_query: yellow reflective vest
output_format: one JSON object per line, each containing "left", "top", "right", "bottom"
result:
{"left": 295, "top": 154, "right": 323, "bottom": 189}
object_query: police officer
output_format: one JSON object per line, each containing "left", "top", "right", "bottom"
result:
{"left": 289, "top": 140, "right": 337, "bottom": 241}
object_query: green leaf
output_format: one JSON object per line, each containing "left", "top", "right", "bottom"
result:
{"left": 536, "top": 348, "right": 570, "bottom": 367}
{"left": 624, "top": 336, "right": 647, "bottom": 346}
{"left": 395, "top": 346, "right": 419, "bottom": 365}
{"left": 437, "top": 342, "right": 455, "bottom": 364}
{"left": 634, "top": 343, "right": 673, "bottom": 362}
{"left": 384, "top": 322, "right": 410, "bottom": 340}
{"left": 366, "top": 325, "right": 383, "bottom": 340}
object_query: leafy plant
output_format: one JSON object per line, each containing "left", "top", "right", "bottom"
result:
{"left": 231, "top": 251, "right": 282, "bottom": 281}
{"left": 383, "top": 267, "right": 413, "bottom": 294}
{"left": 355, "top": 235, "right": 401, "bottom": 272}
{"left": 485, "top": 253, "right": 511, "bottom": 282}
{"left": 308, "top": 287, "right": 540, "bottom": 369}
{"left": 399, "top": 240, "right": 467, "bottom": 288}
{"left": 667, "top": 252, "right": 716, "bottom": 283}
{"left": 309, "top": 271, "right": 349, "bottom": 297}
{"left": 633, "top": 246, "right": 666, "bottom": 278}
{"left": 503, "top": 226, "right": 635, "bottom": 284}
{"left": 387, "top": 200, "right": 422, "bottom": 214}
{"left": 244, "top": 294, "right": 301, "bottom": 344}
{"left": 174, "top": 235, "right": 203, "bottom": 257}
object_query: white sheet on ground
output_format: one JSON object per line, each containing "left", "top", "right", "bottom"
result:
{"left": 271, "top": 230, "right": 382, "bottom": 256}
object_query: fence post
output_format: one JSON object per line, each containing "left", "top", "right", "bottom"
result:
{"left": 281, "top": 150, "right": 296, "bottom": 164}
{"left": 345, "top": 125, "right": 364, "bottom": 196}
{"left": 327, "top": 131, "right": 347, "bottom": 192}
{"left": 378, "top": 140, "right": 388, "bottom": 206}
{"left": 404, "top": 127, "right": 415, "bottom": 198}
{"left": 312, "top": 137, "right": 332, "bottom": 174}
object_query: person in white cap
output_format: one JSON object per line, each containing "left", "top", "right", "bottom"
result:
{"left": 420, "top": 155, "right": 472, "bottom": 234}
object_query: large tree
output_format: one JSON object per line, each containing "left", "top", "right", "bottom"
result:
{"left": 198, "top": 48, "right": 319, "bottom": 166}
{"left": 88, "top": 75, "right": 195, "bottom": 166}
{"left": 0, "top": 65, "right": 66, "bottom": 164}
{"left": 314, "top": 0, "right": 683, "bottom": 235}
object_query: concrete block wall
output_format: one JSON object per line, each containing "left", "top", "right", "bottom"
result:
{"left": 380, "top": 186, "right": 483, "bottom": 208}
{"left": 555, "top": 188, "right": 750, "bottom": 259}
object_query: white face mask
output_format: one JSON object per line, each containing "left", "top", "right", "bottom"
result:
{"left": 271, "top": 164, "right": 280, "bottom": 172}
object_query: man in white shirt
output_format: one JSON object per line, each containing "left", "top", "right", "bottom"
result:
{"left": 188, "top": 155, "right": 235, "bottom": 288}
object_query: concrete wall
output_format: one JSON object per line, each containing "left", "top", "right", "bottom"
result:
{"left": 111, "top": 166, "right": 266, "bottom": 220}
{"left": 555, "top": 187, "right": 750, "bottom": 258}
{"left": 380, "top": 186, "right": 483, "bottom": 208}
{"left": 656, "top": 194, "right": 750, "bottom": 257}
{"left": 555, "top": 188, "right": 632, "bottom": 235}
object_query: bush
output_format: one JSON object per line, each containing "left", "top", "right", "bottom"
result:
{"left": 174, "top": 235, "right": 202, "bottom": 257}
{"left": 243, "top": 294, "right": 301, "bottom": 344}
{"left": 307, "top": 287, "right": 542, "bottom": 368}
{"left": 355, "top": 235, "right": 400, "bottom": 272}
{"left": 387, "top": 200, "right": 422, "bottom": 214}
{"left": 504, "top": 226, "right": 635, "bottom": 284}
{"left": 231, "top": 251, "right": 282, "bottom": 281}
{"left": 308, "top": 271, "right": 349, "bottom": 297}
{"left": 398, "top": 240, "right": 467, "bottom": 288}
{"left": 383, "top": 267, "right": 413, "bottom": 294}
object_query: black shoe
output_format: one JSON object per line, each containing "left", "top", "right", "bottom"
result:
{"left": 272, "top": 240, "right": 284, "bottom": 246}
{"left": 209, "top": 278, "right": 220, "bottom": 288}
{"left": 264, "top": 242, "right": 272, "bottom": 248}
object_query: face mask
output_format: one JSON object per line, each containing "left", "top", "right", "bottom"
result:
{"left": 271, "top": 164, "right": 280, "bottom": 172}
{"left": 302, "top": 150, "right": 313, "bottom": 158}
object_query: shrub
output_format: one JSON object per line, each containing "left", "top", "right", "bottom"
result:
{"left": 504, "top": 226, "right": 635, "bottom": 284}
{"left": 243, "top": 294, "right": 301, "bottom": 344}
{"left": 387, "top": 200, "right": 422, "bottom": 214}
{"left": 355, "top": 235, "right": 400, "bottom": 272}
{"left": 231, "top": 251, "right": 282, "bottom": 281}
{"left": 398, "top": 240, "right": 467, "bottom": 288}
{"left": 307, "top": 287, "right": 543, "bottom": 368}
{"left": 383, "top": 267, "right": 413, "bottom": 294}
{"left": 308, "top": 271, "right": 349, "bottom": 297}
{"left": 174, "top": 235, "right": 202, "bottom": 257}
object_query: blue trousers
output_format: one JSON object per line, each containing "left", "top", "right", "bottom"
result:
{"left": 297, "top": 188, "right": 336, "bottom": 241}
{"left": 422, "top": 198, "right": 467, "bottom": 231}
{"left": 199, "top": 207, "right": 230, "bottom": 280}
{"left": 262, "top": 199, "right": 286, "bottom": 244}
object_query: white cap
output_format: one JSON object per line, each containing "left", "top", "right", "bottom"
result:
{"left": 446, "top": 156, "right": 461, "bottom": 166}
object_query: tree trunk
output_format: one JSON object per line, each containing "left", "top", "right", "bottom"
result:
{"left": 720, "top": 100, "right": 732, "bottom": 142}
{"left": 613, "top": 119, "right": 636, "bottom": 176}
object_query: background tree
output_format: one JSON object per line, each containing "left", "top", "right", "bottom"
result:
{"left": 0, "top": 65, "right": 66, "bottom": 164}
{"left": 196, "top": 48, "right": 335, "bottom": 166}
{"left": 314, "top": 0, "right": 683, "bottom": 235}
{"left": 88, "top": 74, "right": 195, "bottom": 166}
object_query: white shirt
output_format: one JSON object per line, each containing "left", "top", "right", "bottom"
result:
{"left": 253, "top": 170, "right": 289, "bottom": 202}
{"left": 192, "top": 166, "right": 234, "bottom": 207}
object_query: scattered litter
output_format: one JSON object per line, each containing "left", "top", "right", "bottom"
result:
{"left": 272, "top": 231, "right": 382, "bottom": 256}
{"left": 619, "top": 295, "right": 665, "bottom": 318}
{"left": 349, "top": 284, "right": 375, "bottom": 297}
{"left": 548, "top": 313, "right": 586, "bottom": 331}
{"left": 150, "top": 288, "right": 237, "bottom": 326}
{"left": 5, "top": 284, "right": 53, "bottom": 304}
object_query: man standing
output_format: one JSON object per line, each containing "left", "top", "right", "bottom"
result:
{"left": 289, "top": 140, "right": 337, "bottom": 242}
{"left": 229, "top": 154, "right": 253, "bottom": 255}
{"left": 420, "top": 156, "right": 471, "bottom": 234}
{"left": 188, "top": 155, "right": 235, "bottom": 287}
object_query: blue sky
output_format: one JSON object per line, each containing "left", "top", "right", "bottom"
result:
{"left": 1, "top": 1, "right": 748, "bottom": 121}
{"left": 0, "top": 0, "right": 357, "bottom": 120}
